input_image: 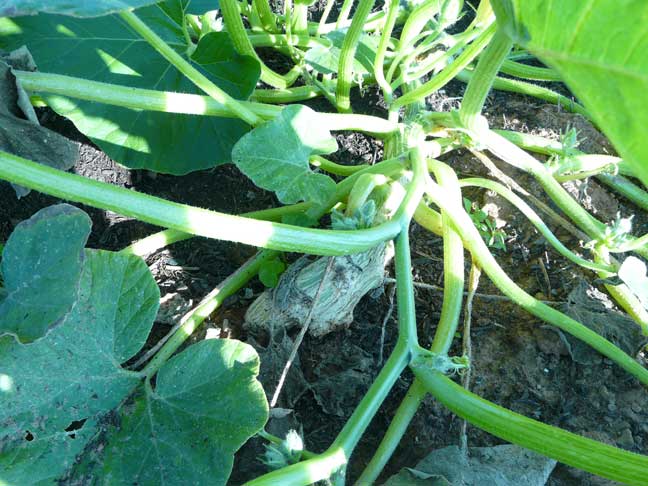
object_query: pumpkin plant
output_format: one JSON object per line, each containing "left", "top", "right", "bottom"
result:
{"left": 1, "top": 0, "right": 648, "bottom": 484}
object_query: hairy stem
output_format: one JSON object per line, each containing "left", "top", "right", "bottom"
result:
{"left": 358, "top": 161, "right": 465, "bottom": 484}
{"left": 335, "top": 0, "right": 377, "bottom": 112}
{"left": 118, "top": 10, "right": 262, "bottom": 126}
{"left": 458, "top": 28, "right": 512, "bottom": 129}
{"left": 142, "top": 251, "right": 276, "bottom": 376}
{"left": 392, "top": 23, "right": 496, "bottom": 109}
{"left": 419, "top": 169, "right": 648, "bottom": 385}
{"left": 17, "top": 70, "right": 280, "bottom": 122}
{"left": 413, "top": 369, "right": 648, "bottom": 485}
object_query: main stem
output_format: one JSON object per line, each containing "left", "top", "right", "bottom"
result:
{"left": 118, "top": 10, "right": 262, "bottom": 126}
{"left": 335, "top": 0, "right": 377, "bottom": 112}
{"left": 458, "top": 28, "right": 512, "bottom": 129}
{"left": 142, "top": 251, "right": 276, "bottom": 376}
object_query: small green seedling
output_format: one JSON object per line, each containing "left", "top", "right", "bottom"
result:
{"left": 463, "top": 197, "right": 507, "bottom": 251}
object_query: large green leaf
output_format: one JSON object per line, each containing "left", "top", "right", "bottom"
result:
{"left": 493, "top": 0, "right": 648, "bottom": 188}
{"left": 191, "top": 31, "right": 260, "bottom": 93}
{"left": 186, "top": 0, "right": 219, "bottom": 13}
{"left": 232, "top": 105, "right": 338, "bottom": 206}
{"left": 0, "top": 248, "right": 158, "bottom": 484}
{"left": 0, "top": 205, "right": 268, "bottom": 484}
{"left": 0, "top": 0, "right": 160, "bottom": 18}
{"left": 0, "top": 1, "right": 260, "bottom": 174}
{"left": 92, "top": 340, "right": 268, "bottom": 484}
{"left": 0, "top": 205, "right": 90, "bottom": 342}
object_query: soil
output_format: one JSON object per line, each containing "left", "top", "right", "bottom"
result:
{"left": 3, "top": 27, "right": 648, "bottom": 486}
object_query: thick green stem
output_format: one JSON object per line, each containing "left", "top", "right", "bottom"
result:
{"left": 494, "top": 131, "right": 648, "bottom": 213}
{"left": 482, "top": 130, "right": 606, "bottom": 236}
{"left": 118, "top": 10, "right": 262, "bottom": 126}
{"left": 142, "top": 250, "right": 276, "bottom": 376}
{"left": 392, "top": 23, "right": 496, "bottom": 109}
{"left": 335, "top": 0, "right": 377, "bottom": 112}
{"left": 459, "top": 178, "right": 613, "bottom": 273}
{"left": 0, "top": 150, "right": 422, "bottom": 256}
{"left": 309, "top": 155, "right": 369, "bottom": 176}
{"left": 420, "top": 172, "right": 648, "bottom": 385}
{"left": 458, "top": 29, "right": 512, "bottom": 129}
{"left": 17, "top": 70, "right": 280, "bottom": 122}
{"left": 122, "top": 203, "right": 310, "bottom": 256}
{"left": 373, "top": 0, "right": 400, "bottom": 102}
{"left": 358, "top": 161, "right": 465, "bottom": 484}
{"left": 19, "top": 70, "right": 395, "bottom": 136}
{"left": 248, "top": 33, "right": 328, "bottom": 48}
{"left": 253, "top": 0, "right": 279, "bottom": 32}
{"left": 399, "top": 23, "right": 486, "bottom": 86}
{"left": 317, "top": 0, "right": 336, "bottom": 34}
{"left": 499, "top": 59, "right": 561, "bottom": 81}
{"left": 457, "top": 69, "right": 590, "bottom": 119}
{"left": 292, "top": 2, "right": 309, "bottom": 33}
{"left": 0, "top": 148, "right": 423, "bottom": 253}
{"left": 413, "top": 369, "right": 648, "bottom": 486}
{"left": 398, "top": 0, "right": 444, "bottom": 48}
{"left": 318, "top": 112, "right": 398, "bottom": 136}
{"left": 124, "top": 155, "right": 408, "bottom": 256}
{"left": 220, "top": 0, "right": 296, "bottom": 89}
{"left": 251, "top": 85, "right": 322, "bottom": 103}
{"left": 597, "top": 174, "right": 648, "bottom": 212}
{"left": 335, "top": 0, "right": 355, "bottom": 28}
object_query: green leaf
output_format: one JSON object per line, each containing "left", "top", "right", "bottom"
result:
{"left": 232, "top": 105, "right": 338, "bottom": 205}
{"left": 93, "top": 340, "right": 267, "bottom": 485}
{"left": 259, "top": 257, "right": 286, "bottom": 288}
{"left": 331, "top": 199, "right": 377, "bottom": 230}
{"left": 0, "top": 249, "right": 157, "bottom": 484}
{"left": 191, "top": 31, "right": 260, "bottom": 97}
{"left": 497, "top": 0, "right": 648, "bottom": 188}
{"left": 0, "top": 205, "right": 268, "bottom": 484}
{"left": 0, "top": 205, "right": 90, "bottom": 342}
{"left": 0, "top": 2, "right": 260, "bottom": 174}
{"left": 0, "top": 0, "right": 161, "bottom": 18}
{"left": 186, "top": 0, "right": 219, "bottom": 13}
{"left": 0, "top": 50, "right": 79, "bottom": 197}
{"left": 305, "top": 29, "right": 377, "bottom": 75}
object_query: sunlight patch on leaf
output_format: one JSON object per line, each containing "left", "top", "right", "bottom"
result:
{"left": 96, "top": 48, "right": 142, "bottom": 76}
{"left": 0, "top": 0, "right": 161, "bottom": 18}
{"left": 0, "top": 1, "right": 260, "bottom": 174}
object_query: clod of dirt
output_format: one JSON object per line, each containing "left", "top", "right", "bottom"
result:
{"left": 249, "top": 328, "right": 309, "bottom": 408}
{"left": 562, "top": 179, "right": 620, "bottom": 222}
{"left": 310, "top": 342, "right": 374, "bottom": 417}
{"left": 561, "top": 280, "right": 646, "bottom": 365}
{"left": 384, "top": 444, "right": 557, "bottom": 486}
{"left": 156, "top": 292, "right": 193, "bottom": 325}
{"left": 245, "top": 244, "right": 391, "bottom": 338}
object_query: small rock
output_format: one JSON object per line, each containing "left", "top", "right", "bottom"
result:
{"left": 156, "top": 292, "right": 193, "bottom": 325}
{"left": 617, "top": 428, "right": 635, "bottom": 449}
